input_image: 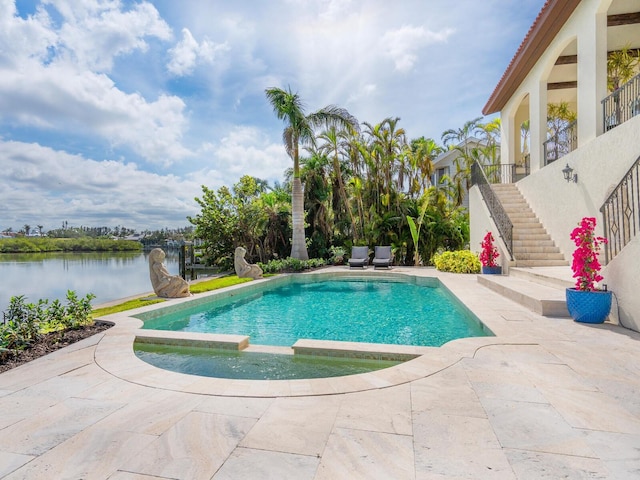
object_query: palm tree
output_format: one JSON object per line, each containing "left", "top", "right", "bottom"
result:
{"left": 265, "top": 86, "right": 358, "bottom": 259}
{"left": 318, "top": 126, "right": 360, "bottom": 241}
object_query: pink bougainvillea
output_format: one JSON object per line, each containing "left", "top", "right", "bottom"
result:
{"left": 570, "top": 217, "right": 607, "bottom": 291}
{"left": 479, "top": 231, "right": 500, "bottom": 267}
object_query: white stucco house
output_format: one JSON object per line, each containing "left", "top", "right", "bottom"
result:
{"left": 470, "top": 0, "right": 640, "bottom": 331}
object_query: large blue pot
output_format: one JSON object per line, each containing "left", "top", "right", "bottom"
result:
{"left": 481, "top": 266, "right": 502, "bottom": 275}
{"left": 565, "top": 288, "right": 612, "bottom": 324}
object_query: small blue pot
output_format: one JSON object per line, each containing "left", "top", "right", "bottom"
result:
{"left": 565, "top": 288, "right": 612, "bottom": 324}
{"left": 481, "top": 266, "right": 502, "bottom": 275}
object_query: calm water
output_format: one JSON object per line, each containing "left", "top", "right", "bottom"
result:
{"left": 140, "top": 277, "right": 490, "bottom": 347}
{"left": 135, "top": 344, "right": 401, "bottom": 380}
{"left": 0, "top": 250, "right": 180, "bottom": 313}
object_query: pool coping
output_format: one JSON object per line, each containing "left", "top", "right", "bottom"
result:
{"left": 94, "top": 268, "right": 525, "bottom": 397}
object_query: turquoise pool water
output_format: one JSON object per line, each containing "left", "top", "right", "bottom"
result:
{"left": 139, "top": 276, "right": 490, "bottom": 347}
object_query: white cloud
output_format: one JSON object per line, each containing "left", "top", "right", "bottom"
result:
{"left": 0, "top": 140, "right": 200, "bottom": 230}
{"left": 0, "top": 1, "right": 191, "bottom": 164}
{"left": 382, "top": 25, "right": 454, "bottom": 73}
{"left": 191, "top": 126, "right": 291, "bottom": 188}
{"left": 167, "top": 28, "right": 230, "bottom": 77}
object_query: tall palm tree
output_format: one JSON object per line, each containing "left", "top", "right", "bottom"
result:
{"left": 265, "top": 86, "right": 358, "bottom": 259}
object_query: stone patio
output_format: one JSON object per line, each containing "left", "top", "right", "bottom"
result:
{"left": 1, "top": 267, "right": 639, "bottom": 479}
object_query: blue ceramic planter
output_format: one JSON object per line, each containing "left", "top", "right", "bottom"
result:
{"left": 565, "top": 288, "right": 612, "bottom": 324}
{"left": 481, "top": 266, "right": 502, "bottom": 275}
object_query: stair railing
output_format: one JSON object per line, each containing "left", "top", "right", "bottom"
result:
{"left": 471, "top": 160, "right": 514, "bottom": 259}
{"left": 600, "top": 154, "right": 640, "bottom": 264}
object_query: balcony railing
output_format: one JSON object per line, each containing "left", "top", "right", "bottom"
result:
{"left": 600, "top": 154, "right": 640, "bottom": 264}
{"left": 471, "top": 161, "right": 513, "bottom": 259}
{"left": 602, "top": 72, "right": 640, "bottom": 131}
{"left": 543, "top": 120, "right": 577, "bottom": 165}
{"left": 482, "top": 158, "right": 530, "bottom": 184}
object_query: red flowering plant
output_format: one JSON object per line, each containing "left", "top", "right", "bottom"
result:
{"left": 569, "top": 217, "right": 608, "bottom": 291}
{"left": 479, "top": 232, "right": 500, "bottom": 267}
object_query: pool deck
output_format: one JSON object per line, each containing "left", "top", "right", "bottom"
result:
{"left": 1, "top": 267, "right": 639, "bottom": 479}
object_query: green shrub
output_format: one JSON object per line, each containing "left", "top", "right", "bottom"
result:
{"left": 258, "top": 257, "right": 327, "bottom": 274}
{"left": 1, "top": 291, "right": 96, "bottom": 350}
{"left": 432, "top": 250, "right": 481, "bottom": 274}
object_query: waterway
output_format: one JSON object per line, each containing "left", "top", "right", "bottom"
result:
{"left": 0, "top": 250, "right": 180, "bottom": 314}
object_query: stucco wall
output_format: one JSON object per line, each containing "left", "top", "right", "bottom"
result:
{"left": 602, "top": 236, "right": 640, "bottom": 331}
{"left": 517, "top": 115, "right": 640, "bottom": 258}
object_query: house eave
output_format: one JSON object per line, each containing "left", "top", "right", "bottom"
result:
{"left": 482, "top": 0, "right": 581, "bottom": 115}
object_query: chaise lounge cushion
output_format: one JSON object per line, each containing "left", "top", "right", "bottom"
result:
{"left": 348, "top": 246, "right": 369, "bottom": 268}
{"left": 372, "top": 245, "right": 392, "bottom": 268}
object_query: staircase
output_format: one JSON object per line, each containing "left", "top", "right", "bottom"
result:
{"left": 491, "top": 184, "right": 568, "bottom": 267}
{"left": 478, "top": 183, "right": 573, "bottom": 317}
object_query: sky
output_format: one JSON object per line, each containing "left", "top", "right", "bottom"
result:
{"left": 0, "top": 0, "right": 545, "bottom": 232}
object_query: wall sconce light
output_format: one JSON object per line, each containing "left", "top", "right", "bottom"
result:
{"left": 562, "top": 163, "right": 578, "bottom": 183}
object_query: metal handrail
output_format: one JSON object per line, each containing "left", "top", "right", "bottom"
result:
{"left": 600, "top": 154, "right": 640, "bottom": 264}
{"left": 543, "top": 120, "right": 577, "bottom": 165}
{"left": 471, "top": 161, "right": 513, "bottom": 259}
{"left": 602, "top": 72, "right": 640, "bottom": 132}
{"left": 482, "top": 160, "right": 530, "bottom": 184}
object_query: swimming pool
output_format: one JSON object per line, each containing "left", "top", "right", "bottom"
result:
{"left": 136, "top": 274, "right": 491, "bottom": 347}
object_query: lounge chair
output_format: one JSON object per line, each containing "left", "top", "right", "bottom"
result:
{"left": 348, "top": 246, "right": 369, "bottom": 268}
{"left": 372, "top": 246, "right": 392, "bottom": 269}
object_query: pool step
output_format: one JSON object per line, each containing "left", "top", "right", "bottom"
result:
{"left": 477, "top": 271, "right": 570, "bottom": 317}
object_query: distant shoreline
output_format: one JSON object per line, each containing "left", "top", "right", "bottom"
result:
{"left": 0, "top": 237, "right": 143, "bottom": 254}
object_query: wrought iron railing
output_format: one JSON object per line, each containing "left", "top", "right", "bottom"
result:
{"left": 482, "top": 159, "right": 530, "bottom": 184}
{"left": 471, "top": 161, "right": 513, "bottom": 259}
{"left": 600, "top": 154, "right": 640, "bottom": 264}
{"left": 602, "top": 72, "right": 640, "bottom": 131}
{"left": 543, "top": 120, "right": 577, "bottom": 165}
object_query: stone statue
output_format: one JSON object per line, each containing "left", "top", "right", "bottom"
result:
{"left": 148, "top": 248, "right": 191, "bottom": 298}
{"left": 234, "top": 246, "right": 263, "bottom": 279}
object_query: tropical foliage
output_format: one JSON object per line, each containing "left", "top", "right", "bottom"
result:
{"left": 189, "top": 88, "right": 501, "bottom": 267}
{"left": 1, "top": 291, "right": 95, "bottom": 352}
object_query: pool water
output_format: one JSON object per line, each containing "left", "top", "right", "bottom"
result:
{"left": 139, "top": 277, "right": 490, "bottom": 347}
{"left": 135, "top": 343, "right": 401, "bottom": 380}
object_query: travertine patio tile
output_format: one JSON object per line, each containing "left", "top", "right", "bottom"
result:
{"left": 505, "top": 449, "right": 609, "bottom": 479}
{"left": 3, "top": 428, "right": 157, "bottom": 480}
{"left": 95, "top": 390, "right": 202, "bottom": 436}
{"left": 335, "top": 384, "right": 412, "bottom": 435}
{"left": 411, "top": 373, "right": 486, "bottom": 418}
{"left": 75, "top": 376, "right": 149, "bottom": 401}
{"left": 0, "top": 393, "right": 60, "bottom": 429}
{"left": 541, "top": 387, "right": 640, "bottom": 434}
{"left": 0, "top": 451, "right": 34, "bottom": 477}
{"left": 107, "top": 472, "right": 171, "bottom": 480}
{"left": 240, "top": 396, "right": 340, "bottom": 456}
{"left": 0, "top": 396, "right": 124, "bottom": 455}
{"left": 413, "top": 411, "right": 502, "bottom": 451}
{"left": 481, "top": 398, "right": 595, "bottom": 457}
{"left": 315, "top": 427, "right": 414, "bottom": 480}
{"left": 414, "top": 446, "right": 515, "bottom": 479}
{"left": 521, "top": 362, "right": 598, "bottom": 392}
{"left": 211, "top": 447, "right": 319, "bottom": 480}
{"left": 122, "top": 411, "right": 255, "bottom": 480}
{"left": 195, "top": 394, "right": 274, "bottom": 419}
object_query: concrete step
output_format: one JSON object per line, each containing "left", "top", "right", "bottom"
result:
{"left": 512, "top": 246, "right": 564, "bottom": 254}
{"left": 513, "top": 227, "right": 549, "bottom": 235}
{"left": 513, "top": 239, "right": 557, "bottom": 247}
{"left": 512, "top": 252, "right": 566, "bottom": 261}
{"left": 515, "top": 259, "right": 570, "bottom": 267}
{"left": 509, "top": 266, "right": 575, "bottom": 289}
{"left": 512, "top": 233, "right": 551, "bottom": 241}
{"left": 477, "top": 274, "right": 570, "bottom": 317}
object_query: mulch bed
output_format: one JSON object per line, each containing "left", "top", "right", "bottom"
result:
{"left": 0, "top": 322, "right": 113, "bottom": 374}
